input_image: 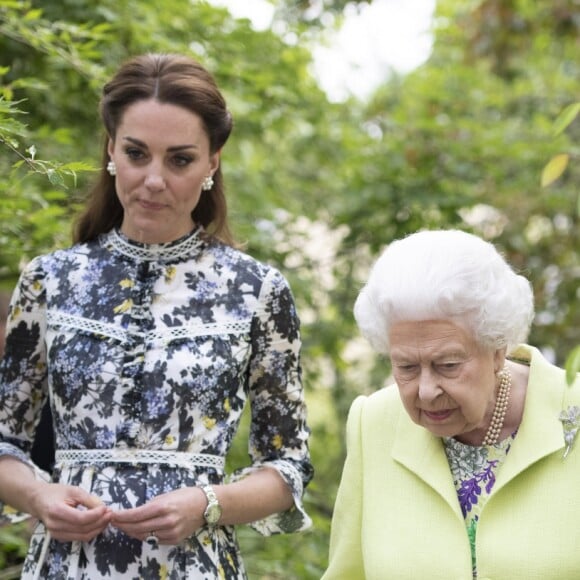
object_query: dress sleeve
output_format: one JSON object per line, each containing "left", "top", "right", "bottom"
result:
{"left": 0, "top": 256, "right": 52, "bottom": 523}
{"left": 321, "top": 395, "right": 366, "bottom": 579}
{"left": 229, "top": 268, "right": 314, "bottom": 535}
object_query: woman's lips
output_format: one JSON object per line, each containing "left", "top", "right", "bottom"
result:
{"left": 423, "top": 409, "right": 454, "bottom": 421}
{"left": 139, "top": 200, "right": 166, "bottom": 210}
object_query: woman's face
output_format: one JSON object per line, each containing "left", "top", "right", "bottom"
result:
{"left": 389, "top": 319, "right": 505, "bottom": 441}
{"left": 108, "top": 99, "right": 219, "bottom": 244}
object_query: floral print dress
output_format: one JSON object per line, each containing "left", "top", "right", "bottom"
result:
{"left": 0, "top": 227, "right": 313, "bottom": 579}
{"left": 444, "top": 434, "right": 517, "bottom": 579}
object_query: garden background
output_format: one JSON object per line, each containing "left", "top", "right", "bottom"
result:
{"left": 1, "top": 0, "right": 578, "bottom": 578}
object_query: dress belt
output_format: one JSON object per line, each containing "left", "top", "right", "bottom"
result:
{"left": 32, "top": 449, "right": 224, "bottom": 580}
{"left": 54, "top": 449, "right": 225, "bottom": 470}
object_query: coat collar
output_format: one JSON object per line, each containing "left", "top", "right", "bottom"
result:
{"left": 494, "top": 345, "right": 567, "bottom": 490}
{"left": 392, "top": 407, "right": 463, "bottom": 519}
{"left": 391, "top": 345, "right": 568, "bottom": 514}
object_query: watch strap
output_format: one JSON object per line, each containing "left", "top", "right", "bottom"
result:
{"left": 201, "top": 484, "right": 222, "bottom": 526}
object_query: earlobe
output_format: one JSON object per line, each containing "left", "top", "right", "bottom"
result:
{"left": 494, "top": 347, "right": 508, "bottom": 373}
{"left": 209, "top": 152, "right": 220, "bottom": 174}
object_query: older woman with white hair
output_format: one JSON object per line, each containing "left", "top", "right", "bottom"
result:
{"left": 323, "top": 229, "right": 580, "bottom": 580}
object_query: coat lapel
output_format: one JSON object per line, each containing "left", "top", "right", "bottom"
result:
{"left": 494, "top": 345, "right": 567, "bottom": 492}
{"left": 392, "top": 409, "right": 464, "bottom": 520}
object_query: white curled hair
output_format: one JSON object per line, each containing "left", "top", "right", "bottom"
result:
{"left": 353, "top": 229, "right": 535, "bottom": 354}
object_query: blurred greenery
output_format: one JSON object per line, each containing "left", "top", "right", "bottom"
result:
{"left": 1, "top": 0, "right": 579, "bottom": 577}
{"left": 0, "top": 522, "right": 28, "bottom": 578}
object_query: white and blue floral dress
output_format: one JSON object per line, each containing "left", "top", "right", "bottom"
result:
{"left": 0, "top": 227, "right": 313, "bottom": 579}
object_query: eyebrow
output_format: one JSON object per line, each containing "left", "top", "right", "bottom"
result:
{"left": 122, "top": 136, "right": 199, "bottom": 152}
{"left": 391, "top": 348, "right": 467, "bottom": 362}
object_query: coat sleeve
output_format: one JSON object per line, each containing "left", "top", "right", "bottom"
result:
{"left": 322, "top": 395, "right": 366, "bottom": 579}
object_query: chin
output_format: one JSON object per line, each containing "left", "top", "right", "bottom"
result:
{"left": 126, "top": 221, "right": 173, "bottom": 243}
{"left": 421, "top": 422, "right": 459, "bottom": 438}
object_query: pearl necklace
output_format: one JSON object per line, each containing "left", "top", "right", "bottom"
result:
{"left": 481, "top": 367, "right": 512, "bottom": 446}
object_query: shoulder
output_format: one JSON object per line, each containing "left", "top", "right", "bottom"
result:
{"left": 24, "top": 242, "right": 94, "bottom": 274}
{"left": 206, "top": 239, "right": 274, "bottom": 274}
{"left": 346, "top": 385, "right": 403, "bottom": 439}
{"left": 14, "top": 241, "right": 101, "bottom": 298}
{"left": 356, "top": 383, "right": 402, "bottom": 413}
{"left": 512, "top": 344, "right": 571, "bottom": 388}
{"left": 205, "top": 239, "right": 291, "bottom": 292}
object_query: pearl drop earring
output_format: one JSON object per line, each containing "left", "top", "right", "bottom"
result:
{"left": 106, "top": 160, "right": 117, "bottom": 176}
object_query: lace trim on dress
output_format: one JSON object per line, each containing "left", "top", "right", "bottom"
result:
{"left": 55, "top": 449, "right": 225, "bottom": 470}
{"left": 105, "top": 227, "right": 204, "bottom": 262}
{"left": 47, "top": 310, "right": 252, "bottom": 344}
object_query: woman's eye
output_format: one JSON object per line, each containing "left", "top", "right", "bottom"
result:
{"left": 397, "top": 365, "right": 417, "bottom": 374}
{"left": 125, "top": 148, "right": 144, "bottom": 161}
{"left": 439, "top": 363, "right": 460, "bottom": 372}
{"left": 172, "top": 155, "right": 193, "bottom": 167}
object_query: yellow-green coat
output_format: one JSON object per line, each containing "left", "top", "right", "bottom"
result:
{"left": 323, "top": 345, "right": 580, "bottom": 580}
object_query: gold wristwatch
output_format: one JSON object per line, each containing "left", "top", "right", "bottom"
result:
{"left": 201, "top": 485, "right": 222, "bottom": 526}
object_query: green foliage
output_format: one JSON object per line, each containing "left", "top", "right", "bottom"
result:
{"left": 0, "top": 0, "right": 107, "bottom": 281}
{"left": 271, "top": 0, "right": 372, "bottom": 31}
{"left": 553, "top": 103, "right": 580, "bottom": 138}
{"left": 0, "top": 522, "right": 29, "bottom": 571}
{"left": 330, "top": 0, "right": 580, "bottom": 368}
{"left": 540, "top": 98, "right": 579, "bottom": 384}
{"left": 542, "top": 102, "right": 580, "bottom": 188}
{"left": 541, "top": 153, "right": 570, "bottom": 187}
{"left": 565, "top": 346, "right": 580, "bottom": 386}
{"left": 1, "top": 0, "right": 579, "bottom": 577}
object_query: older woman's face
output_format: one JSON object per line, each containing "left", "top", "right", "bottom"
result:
{"left": 389, "top": 319, "right": 504, "bottom": 441}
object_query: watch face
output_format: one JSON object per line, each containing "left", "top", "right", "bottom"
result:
{"left": 205, "top": 503, "right": 222, "bottom": 525}
{"left": 202, "top": 485, "right": 222, "bottom": 526}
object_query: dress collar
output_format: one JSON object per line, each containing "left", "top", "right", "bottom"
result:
{"left": 102, "top": 226, "right": 204, "bottom": 263}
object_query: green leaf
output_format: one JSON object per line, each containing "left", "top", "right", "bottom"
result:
{"left": 565, "top": 346, "right": 580, "bottom": 386}
{"left": 553, "top": 102, "right": 580, "bottom": 136}
{"left": 46, "top": 168, "right": 65, "bottom": 188}
{"left": 541, "top": 153, "right": 569, "bottom": 187}
{"left": 60, "top": 161, "right": 97, "bottom": 172}
{"left": 23, "top": 8, "right": 44, "bottom": 21}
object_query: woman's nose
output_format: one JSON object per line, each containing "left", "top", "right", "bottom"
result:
{"left": 144, "top": 169, "right": 166, "bottom": 192}
{"left": 418, "top": 372, "right": 442, "bottom": 402}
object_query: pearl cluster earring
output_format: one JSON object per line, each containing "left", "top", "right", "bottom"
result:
{"left": 106, "top": 160, "right": 117, "bottom": 176}
{"left": 202, "top": 175, "right": 214, "bottom": 191}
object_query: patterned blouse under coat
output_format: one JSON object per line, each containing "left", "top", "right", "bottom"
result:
{"left": 0, "top": 227, "right": 313, "bottom": 579}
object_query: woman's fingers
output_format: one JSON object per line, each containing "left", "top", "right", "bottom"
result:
{"left": 111, "top": 487, "right": 204, "bottom": 544}
{"left": 36, "top": 484, "right": 112, "bottom": 541}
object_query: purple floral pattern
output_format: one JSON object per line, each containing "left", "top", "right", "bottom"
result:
{"left": 444, "top": 434, "right": 515, "bottom": 578}
{"left": 0, "top": 227, "right": 313, "bottom": 579}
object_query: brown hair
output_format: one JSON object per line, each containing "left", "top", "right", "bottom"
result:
{"left": 74, "top": 53, "right": 235, "bottom": 245}
{"left": 0, "top": 290, "right": 11, "bottom": 357}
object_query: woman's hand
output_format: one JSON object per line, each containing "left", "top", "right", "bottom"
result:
{"left": 110, "top": 487, "right": 206, "bottom": 545}
{"left": 30, "top": 483, "right": 112, "bottom": 542}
